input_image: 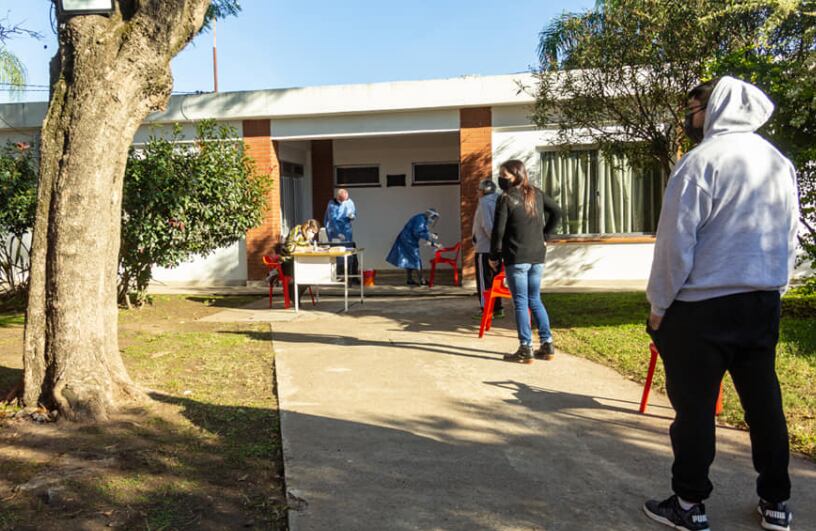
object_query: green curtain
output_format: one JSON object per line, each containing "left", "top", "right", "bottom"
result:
{"left": 542, "top": 150, "right": 662, "bottom": 235}
{"left": 542, "top": 150, "right": 595, "bottom": 234}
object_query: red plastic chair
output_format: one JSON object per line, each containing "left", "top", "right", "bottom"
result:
{"left": 428, "top": 242, "right": 461, "bottom": 287}
{"left": 262, "top": 255, "right": 315, "bottom": 309}
{"left": 640, "top": 342, "right": 723, "bottom": 415}
{"left": 478, "top": 271, "right": 531, "bottom": 338}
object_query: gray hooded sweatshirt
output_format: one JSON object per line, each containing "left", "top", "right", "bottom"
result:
{"left": 647, "top": 76, "right": 800, "bottom": 316}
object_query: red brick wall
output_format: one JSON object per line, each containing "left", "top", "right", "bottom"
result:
{"left": 459, "top": 107, "right": 492, "bottom": 281}
{"left": 243, "top": 119, "right": 281, "bottom": 281}
{"left": 311, "top": 139, "right": 334, "bottom": 223}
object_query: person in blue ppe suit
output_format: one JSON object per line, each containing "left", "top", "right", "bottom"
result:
{"left": 386, "top": 208, "right": 440, "bottom": 286}
{"left": 323, "top": 188, "right": 356, "bottom": 242}
{"left": 323, "top": 188, "right": 358, "bottom": 278}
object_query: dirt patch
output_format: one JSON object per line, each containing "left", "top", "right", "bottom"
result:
{"left": 0, "top": 295, "right": 286, "bottom": 530}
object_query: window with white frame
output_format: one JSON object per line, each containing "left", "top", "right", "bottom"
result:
{"left": 335, "top": 165, "right": 380, "bottom": 187}
{"left": 412, "top": 162, "right": 460, "bottom": 185}
{"left": 540, "top": 149, "right": 664, "bottom": 236}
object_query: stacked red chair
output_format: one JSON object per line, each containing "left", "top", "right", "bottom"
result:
{"left": 478, "top": 270, "right": 528, "bottom": 338}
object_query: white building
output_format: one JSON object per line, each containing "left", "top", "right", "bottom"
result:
{"left": 3, "top": 73, "right": 798, "bottom": 288}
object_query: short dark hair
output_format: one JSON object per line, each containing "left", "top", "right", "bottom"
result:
{"left": 688, "top": 78, "right": 721, "bottom": 106}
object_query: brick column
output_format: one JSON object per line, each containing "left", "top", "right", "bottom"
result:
{"left": 459, "top": 107, "right": 492, "bottom": 282}
{"left": 311, "top": 139, "right": 334, "bottom": 223}
{"left": 243, "top": 119, "right": 281, "bottom": 282}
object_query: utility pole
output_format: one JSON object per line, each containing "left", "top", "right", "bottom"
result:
{"left": 212, "top": 18, "right": 219, "bottom": 93}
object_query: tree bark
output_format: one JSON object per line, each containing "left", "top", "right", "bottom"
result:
{"left": 22, "top": 0, "right": 211, "bottom": 421}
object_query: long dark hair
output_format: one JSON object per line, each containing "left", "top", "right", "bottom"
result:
{"left": 499, "top": 160, "right": 536, "bottom": 216}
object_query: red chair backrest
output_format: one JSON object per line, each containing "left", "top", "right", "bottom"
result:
{"left": 262, "top": 255, "right": 283, "bottom": 275}
{"left": 434, "top": 242, "right": 461, "bottom": 262}
{"left": 491, "top": 271, "right": 511, "bottom": 296}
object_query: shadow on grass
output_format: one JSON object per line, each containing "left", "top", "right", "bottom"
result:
{"left": 0, "top": 394, "right": 287, "bottom": 530}
{"left": 184, "top": 295, "right": 264, "bottom": 310}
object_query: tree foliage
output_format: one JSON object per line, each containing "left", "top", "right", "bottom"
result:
{"left": 0, "top": 16, "right": 42, "bottom": 95}
{"left": 534, "top": 0, "right": 816, "bottom": 270}
{"left": 0, "top": 122, "right": 269, "bottom": 308}
{"left": 534, "top": 0, "right": 772, "bottom": 175}
{"left": 0, "top": 141, "right": 36, "bottom": 302}
{"left": 120, "top": 120, "right": 269, "bottom": 305}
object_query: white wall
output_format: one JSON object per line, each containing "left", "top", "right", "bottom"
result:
{"left": 543, "top": 243, "right": 655, "bottom": 283}
{"left": 152, "top": 240, "right": 248, "bottom": 286}
{"left": 270, "top": 109, "right": 458, "bottom": 140}
{"left": 333, "top": 133, "right": 461, "bottom": 270}
{"left": 492, "top": 105, "right": 560, "bottom": 186}
{"left": 132, "top": 120, "right": 244, "bottom": 145}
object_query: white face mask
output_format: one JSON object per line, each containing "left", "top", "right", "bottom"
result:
{"left": 305, "top": 231, "right": 315, "bottom": 240}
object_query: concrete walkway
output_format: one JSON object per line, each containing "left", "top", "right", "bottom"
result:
{"left": 206, "top": 294, "right": 816, "bottom": 530}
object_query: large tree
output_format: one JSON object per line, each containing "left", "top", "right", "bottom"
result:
{"left": 533, "top": 0, "right": 772, "bottom": 176}
{"left": 534, "top": 0, "right": 815, "bottom": 267}
{"left": 22, "top": 1, "right": 237, "bottom": 421}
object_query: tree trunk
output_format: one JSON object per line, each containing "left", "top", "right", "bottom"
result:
{"left": 22, "top": 0, "right": 211, "bottom": 421}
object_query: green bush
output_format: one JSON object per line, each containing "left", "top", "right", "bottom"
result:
{"left": 0, "top": 141, "right": 36, "bottom": 303}
{"left": 120, "top": 121, "right": 270, "bottom": 305}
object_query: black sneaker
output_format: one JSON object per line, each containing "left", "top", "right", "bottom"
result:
{"left": 534, "top": 342, "right": 555, "bottom": 360}
{"left": 757, "top": 500, "right": 792, "bottom": 531}
{"left": 643, "top": 495, "right": 710, "bottom": 531}
{"left": 503, "top": 345, "right": 533, "bottom": 364}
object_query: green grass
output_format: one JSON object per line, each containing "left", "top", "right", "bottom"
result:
{"left": 0, "top": 295, "right": 285, "bottom": 530}
{"left": 545, "top": 290, "right": 816, "bottom": 460}
{"left": 0, "top": 312, "right": 24, "bottom": 327}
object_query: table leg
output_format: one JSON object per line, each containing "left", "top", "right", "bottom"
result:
{"left": 294, "top": 260, "right": 299, "bottom": 312}
{"left": 344, "top": 254, "right": 349, "bottom": 312}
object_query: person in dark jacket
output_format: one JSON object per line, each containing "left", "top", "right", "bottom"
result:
{"left": 489, "top": 159, "right": 562, "bottom": 364}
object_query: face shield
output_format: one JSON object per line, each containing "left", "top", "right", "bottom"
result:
{"left": 425, "top": 208, "right": 440, "bottom": 228}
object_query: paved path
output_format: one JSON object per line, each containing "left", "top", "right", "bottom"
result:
{"left": 209, "top": 295, "right": 816, "bottom": 530}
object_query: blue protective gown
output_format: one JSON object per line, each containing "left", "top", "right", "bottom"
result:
{"left": 323, "top": 198, "right": 356, "bottom": 242}
{"left": 386, "top": 213, "right": 432, "bottom": 270}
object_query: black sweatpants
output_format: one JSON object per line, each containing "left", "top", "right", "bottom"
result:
{"left": 475, "top": 253, "right": 502, "bottom": 312}
{"left": 650, "top": 291, "right": 790, "bottom": 503}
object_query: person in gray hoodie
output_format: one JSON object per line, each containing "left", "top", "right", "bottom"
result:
{"left": 643, "top": 77, "right": 799, "bottom": 531}
{"left": 472, "top": 179, "right": 503, "bottom": 318}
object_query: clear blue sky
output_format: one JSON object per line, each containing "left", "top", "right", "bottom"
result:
{"left": 1, "top": 0, "right": 595, "bottom": 103}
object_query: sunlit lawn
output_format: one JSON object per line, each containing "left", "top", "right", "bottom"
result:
{"left": 545, "top": 290, "right": 816, "bottom": 460}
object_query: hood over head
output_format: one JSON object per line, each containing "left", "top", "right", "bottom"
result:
{"left": 703, "top": 76, "right": 774, "bottom": 139}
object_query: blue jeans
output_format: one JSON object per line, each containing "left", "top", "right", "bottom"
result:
{"left": 506, "top": 263, "right": 552, "bottom": 347}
